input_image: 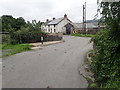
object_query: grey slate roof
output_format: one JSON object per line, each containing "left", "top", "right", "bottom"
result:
{"left": 86, "top": 19, "right": 99, "bottom": 23}
{"left": 73, "top": 23, "right": 82, "bottom": 28}
{"left": 47, "top": 17, "right": 64, "bottom": 25}
{"left": 74, "top": 22, "right": 98, "bottom": 29}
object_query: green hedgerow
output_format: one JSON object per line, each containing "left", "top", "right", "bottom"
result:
{"left": 91, "top": 29, "right": 120, "bottom": 88}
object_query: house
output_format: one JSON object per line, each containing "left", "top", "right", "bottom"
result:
{"left": 41, "top": 14, "right": 74, "bottom": 35}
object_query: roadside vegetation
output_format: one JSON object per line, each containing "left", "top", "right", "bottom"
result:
{"left": 1, "top": 15, "right": 47, "bottom": 57}
{"left": 1, "top": 43, "right": 31, "bottom": 57}
{"left": 90, "top": 1, "right": 120, "bottom": 89}
{"left": 71, "top": 33, "right": 95, "bottom": 37}
{"left": 1, "top": 15, "right": 47, "bottom": 44}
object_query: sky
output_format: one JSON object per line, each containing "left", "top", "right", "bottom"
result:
{"left": 0, "top": 0, "right": 99, "bottom": 23}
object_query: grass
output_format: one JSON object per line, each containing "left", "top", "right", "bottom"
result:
{"left": 0, "top": 44, "right": 2, "bottom": 50}
{"left": 1, "top": 43, "right": 31, "bottom": 57}
{"left": 71, "top": 33, "right": 95, "bottom": 37}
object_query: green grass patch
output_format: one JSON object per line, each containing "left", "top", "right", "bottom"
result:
{"left": 71, "top": 33, "right": 95, "bottom": 37}
{"left": 0, "top": 44, "right": 2, "bottom": 50}
{"left": 1, "top": 43, "right": 31, "bottom": 57}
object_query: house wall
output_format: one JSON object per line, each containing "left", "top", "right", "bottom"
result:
{"left": 41, "top": 24, "right": 46, "bottom": 32}
{"left": 42, "top": 25, "right": 56, "bottom": 33}
{"left": 42, "top": 18, "right": 73, "bottom": 34}
{"left": 56, "top": 18, "right": 72, "bottom": 33}
{"left": 49, "top": 25, "right": 56, "bottom": 33}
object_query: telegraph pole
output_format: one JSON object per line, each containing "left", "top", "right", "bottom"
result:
{"left": 83, "top": 4, "right": 85, "bottom": 32}
{"left": 85, "top": 2, "right": 86, "bottom": 33}
{"left": 82, "top": 2, "right": 86, "bottom": 34}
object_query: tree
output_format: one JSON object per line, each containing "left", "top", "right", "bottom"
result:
{"left": 98, "top": 1, "right": 120, "bottom": 40}
{"left": 15, "top": 17, "right": 26, "bottom": 30}
{"left": 26, "top": 20, "right": 42, "bottom": 31}
{"left": 91, "top": 1, "right": 120, "bottom": 88}
{"left": 2, "top": 15, "right": 26, "bottom": 32}
{"left": 2, "top": 15, "right": 16, "bottom": 32}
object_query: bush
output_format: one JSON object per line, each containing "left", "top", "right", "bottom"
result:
{"left": 10, "top": 29, "right": 47, "bottom": 44}
{"left": 91, "top": 29, "right": 120, "bottom": 88}
{"left": 2, "top": 34, "right": 11, "bottom": 43}
{"left": 10, "top": 39, "right": 19, "bottom": 45}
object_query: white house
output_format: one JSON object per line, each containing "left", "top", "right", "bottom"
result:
{"left": 41, "top": 14, "right": 74, "bottom": 34}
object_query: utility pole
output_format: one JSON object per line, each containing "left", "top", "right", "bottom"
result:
{"left": 82, "top": 2, "right": 86, "bottom": 34}
{"left": 83, "top": 4, "right": 85, "bottom": 32}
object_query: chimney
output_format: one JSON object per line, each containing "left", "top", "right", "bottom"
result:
{"left": 64, "top": 14, "right": 67, "bottom": 18}
{"left": 46, "top": 19, "right": 49, "bottom": 22}
{"left": 53, "top": 18, "right": 55, "bottom": 20}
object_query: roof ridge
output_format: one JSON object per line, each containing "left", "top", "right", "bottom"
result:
{"left": 47, "top": 17, "right": 64, "bottom": 25}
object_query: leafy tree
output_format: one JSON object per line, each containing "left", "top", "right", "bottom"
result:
{"left": 2, "top": 15, "right": 26, "bottom": 32}
{"left": 91, "top": 1, "right": 120, "bottom": 88}
{"left": 0, "top": 17, "right": 2, "bottom": 32}
{"left": 2, "top": 15, "right": 15, "bottom": 32}
{"left": 98, "top": 1, "right": 120, "bottom": 40}
{"left": 1, "top": 15, "right": 46, "bottom": 44}
{"left": 15, "top": 17, "right": 26, "bottom": 30}
{"left": 26, "top": 20, "right": 42, "bottom": 31}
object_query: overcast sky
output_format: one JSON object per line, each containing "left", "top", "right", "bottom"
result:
{"left": 0, "top": 0, "right": 98, "bottom": 22}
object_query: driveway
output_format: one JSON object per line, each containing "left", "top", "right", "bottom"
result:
{"left": 2, "top": 36, "right": 93, "bottom": 88}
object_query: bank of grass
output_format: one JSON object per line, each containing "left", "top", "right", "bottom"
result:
{"left": 71, "top": 33, "right": 95, "bottom": 37}
{"left": 1, "top": 43, "right": 31, "bottom": 57}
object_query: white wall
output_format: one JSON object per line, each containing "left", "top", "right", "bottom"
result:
{"left": 56, "top": 18, "right": 73, "bottom": 33}
{"left": 42, "top": 17, "right": 73, "bottom": 33}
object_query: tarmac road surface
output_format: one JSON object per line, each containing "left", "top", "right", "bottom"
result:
{"left": 2, "top": 35, "right": 93, "bottom": 88}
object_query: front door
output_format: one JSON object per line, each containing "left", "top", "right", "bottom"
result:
{"left": 64, "top": 23, "right": 74, "bottom": 35}
{"left": 66, "top": 26, "right": 71, "bottom": 35}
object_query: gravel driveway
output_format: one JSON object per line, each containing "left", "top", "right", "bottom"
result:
{"left": 2, "top": 35, "right": 93, "bottom": 88}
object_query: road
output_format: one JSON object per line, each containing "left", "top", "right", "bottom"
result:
{"left": 2, "top": 36, "right": 93, "bottom": 88}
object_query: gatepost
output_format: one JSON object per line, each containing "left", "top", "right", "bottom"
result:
{"left": 41, "top": 36, "right": 43, "bottom": 44}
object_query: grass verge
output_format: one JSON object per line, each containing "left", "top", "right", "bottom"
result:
{"left": 1, "top": 43, "right": 31, "bottom": 57}
{"left": 71, "top": 33, "right": 95, "bottom": 37}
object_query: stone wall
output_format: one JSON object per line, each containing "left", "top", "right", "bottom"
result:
{"left": 44, "top": 34, "right": 62, "bottom": 42}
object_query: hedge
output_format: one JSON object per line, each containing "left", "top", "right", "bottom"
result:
{"left": 91, "top": 29, "right": 120, "bottom": 88}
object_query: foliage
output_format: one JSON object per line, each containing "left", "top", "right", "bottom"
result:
{"left": 2, "top": 43, "right": 31, "bottom": 57}
{"left": 71, "top": 33, "right": 95, "bottom": 37}
{"left": 0, "top": 44, "right": 2, "bottom": 50}
{"left": 91, "top": 30, "right": 120, "bottom": 88}
{"left": 2, "top": 15, "right": 26, "bottom": 32}
{"left": 0, "top": 17, "right": 2, "bottom": 31}
{"left": 10, "top": 29, "right": 47, "bottom": 44}
{"left": 9, "top": 20, "right": 47, "bottom": 44}
{"left": 2, "top": 34, "right": 11, "bottom": 44}
{"left": 1, "top": 15, "right": 47, "bottom": 44}
{"left": 26, "top": 20, "right": 42, "bottom": 31}
{"left": 98, "top": 2, "right": 120, "bottom": 41}
{"left": 89, "top": 83, "right": 98, "bottom": 88}
{"left": 91, "top": 1, "right": 120, "bottom": 88}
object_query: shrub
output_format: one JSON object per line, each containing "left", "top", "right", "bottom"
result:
{"left": 2, "top": 34, "right": 11, "bottom": 44}
{"left": 10, "top": 29, "right": 47, "bottom": 44}
{"left": 91, "top": 29, "right": 120, "bottom": 88}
